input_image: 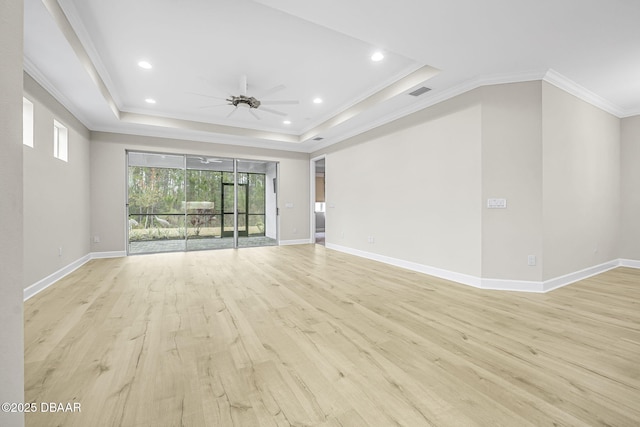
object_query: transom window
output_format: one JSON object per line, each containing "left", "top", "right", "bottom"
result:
{"left": 53, "top": 119, "right": 68, "bottom": 162}
{"left": 23, "top": 98, "right": 34, "bottom": 147}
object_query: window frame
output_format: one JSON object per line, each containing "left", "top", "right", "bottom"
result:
{"left": 23, "top": 97, "right": 34, "bottom": 147}
{"left": 53, "top": 119, "right": 68, "bottom": 162}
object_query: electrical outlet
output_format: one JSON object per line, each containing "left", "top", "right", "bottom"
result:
{"left": 527, "top": 255, "right": 536, "bottom": 266}
{"left": 58, "top": 247, "right": 63, "bottom": 257}
{"left": 367, "top": 236, "right": 375, "bottom": 244}
{"left": 93, "top": 235, "right": 101, "bottom": 243}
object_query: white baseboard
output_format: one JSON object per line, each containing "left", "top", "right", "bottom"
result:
{"left": 480, "top": 278, "right": 545, "bottom": 293}
{"left": 91, "top": 251, "right": 127, "bottom": 259}
{"left": 484, "top": 260, "right": 619, "bottom": 294}
{"left": 619, "top": 259, "right": 640, "bottom": 268}
{"left": 280, "top": 239, "right": 312, "bottom": 246}
{"left": 23, "top": 251, "right": 126, "bottom": 301}
{"left": 326, "top": 244, "right": 637, "bottom": 293}
{"left": 24, "top": 254, "right": 91, "bottom": 301}
{"left": 23, "top": 247, "right": 640, "bottom": 300}
{"left": 542, "top": 260, "right": 619, "bottom": 292}
{"left": 326, "top": 243, "right": 482, "bottom": 288}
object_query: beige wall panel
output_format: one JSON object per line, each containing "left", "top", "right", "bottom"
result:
{"left": 542, "top": 82, "right": 620, "bottom": 280}
{"left": 90, "top": 132, "right": 310, "bottom": 253}
{"left": 620, "top": 115, "right": 640, "bottom": 260}
{"left": 0, "top": 0, "right": 25, "bottom": 424}
{"left": 318, "top": 92, "right": 483, "bottom": 277}
{"left": 23, "top": 74, "right": 91, "bottom": 288}
{"left": 480, "top": 82, "right": 543, "bottom": 281}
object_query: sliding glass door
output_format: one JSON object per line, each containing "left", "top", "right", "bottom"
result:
{"left": 185, "top": 156, "right": 235, "bottom": 250}
{"left": 237, "top": 160, "right": 277, "bottom": 248}
{"left": 127, "top": 151, "right": 278, "bottom": 254}
{"left": 127, "top": 153, "right": 186, "bottom": 254}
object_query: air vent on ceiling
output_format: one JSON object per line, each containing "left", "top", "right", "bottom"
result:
{"left": 313, "top": 137, "right": 324, "bottom": 141}
{"left": 408, "top": 86, "right": 431, "bottom": 97}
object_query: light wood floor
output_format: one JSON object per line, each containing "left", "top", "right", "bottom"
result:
{"left": 25, "top": 245, "right": 640, "bottom": 426}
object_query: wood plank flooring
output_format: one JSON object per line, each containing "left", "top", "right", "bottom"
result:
{"left": 24, "top": 245, "right": 640, "bottom": 426}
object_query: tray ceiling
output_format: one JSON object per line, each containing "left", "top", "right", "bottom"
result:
{"left": 24, "top": 0, "right": 640, "bottom": 152}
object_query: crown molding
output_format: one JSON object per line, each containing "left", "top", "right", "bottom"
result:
{"left": 308, "top": 70, "right": 547, "bottom": 153}
{"left": 301, "top": 65, "right": 439, "bottom": 142}
{"left": 40, "top": 0, "right": 121, "bottom": 119}
{"left": 298, "top": 63, "right": 429, "bottom": 136}
{"left": 309, "top": 68, "right": 634, "bottom": 153}
{"left": 56, "top": 0, "right": 122, "bottom": 107}
{"left": 35, "top": 1, "right": 443, "bottom": 150}
{"left": 89, "top": 125, "right": 311, "bottom": 154}
{"left": 542, "top": 69, "right": 625, "bottom": 118}
{"left": 621, "top": 110, "right": 640, "bottom": 119}
{"left": 29, "top": 0, "right": 635, "bottom": 152}
{"left": 23, "top": 57, "right": 95, "bottom": 129}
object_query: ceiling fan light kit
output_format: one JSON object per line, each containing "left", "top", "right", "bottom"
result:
{"left": 227, "top": 95, "right": 262, "bottom": 109}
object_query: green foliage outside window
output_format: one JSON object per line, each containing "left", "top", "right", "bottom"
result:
{"left": 128, "top": 166, "right": 267, "bottom": 241}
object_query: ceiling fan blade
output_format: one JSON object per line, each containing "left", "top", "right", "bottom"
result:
{"left": 186, "top": 91, "right": 227, "bottom": 100}
{"left": 197, "top": 76, "right": 231, "bottom": 92}
{"left": 259, "top": 107, "right": 287, "bottom": 117}
{"left": 227, "top": 107, "right": 238, "bottom": 118}
{"left": 249, "top": 109, "right": 261, "bottom": 120}
{"left": 260, "top": 100, "right": 299, "bottom": 105}
{"left": 255, "top": 84, "right": 286, "bottom": 99}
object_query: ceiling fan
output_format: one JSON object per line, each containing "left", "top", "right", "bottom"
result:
{"left": 192, "top": 75, "right": 298, "bottom": 120}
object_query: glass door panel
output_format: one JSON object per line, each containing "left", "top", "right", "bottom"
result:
{"left": 237, "top": 182, "right": 248, "bottom": 237}
{"left": 186, "top": 156, "right": 234, "bottom": 250}
{"left": 237, "top": 160, "right": 278, "bottom": 248}
{"left": 127, "top": 152, "right": 186, "bottom": 254}
{"left": 127, "top": 153, "right": 278, "bottom": 253}
{"left": 222, "top": 182, "right": 235, "bottom": 238}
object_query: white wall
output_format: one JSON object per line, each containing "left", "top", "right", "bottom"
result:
{"left": 0, "top": 0, "right": 25, "bottom": 425}
{"left": 23, "top": 74, "right": 91, "bottom": 287}
{"left": 90, "top": 132, "right": 310, "bottom": 253}
{"left": 318, "top": 91, "right": 483, "bottom": 277}
{"left": 542, "top": 82, "right": 620, "bottom": 280}
{"left": 313, "top": 81, "right": 627, "bottom": 287}
{"left": 481, "top": 82, "right": 543, "bottom": 281}
{"left": 621, "top": 115, "right": 640, "bottom": 260}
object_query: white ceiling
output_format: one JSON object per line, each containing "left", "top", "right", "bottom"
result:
{"left": 24, "top": 0, "right": 640, "bottom": 153}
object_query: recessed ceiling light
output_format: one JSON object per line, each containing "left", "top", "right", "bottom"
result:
{"left": 371, "top": 51, "right": 384, "bottom": 62}
{"left": 283, "top": 120, "right": 291, "bottom": 125}
{"left": 145, "top": 98, "right": 156, "bottom": 104}
{"left": 138, "top": 61, "right": 152, "bottom": 69}
{"left": 313, "top": 98, "right": 323, "bottom": 104}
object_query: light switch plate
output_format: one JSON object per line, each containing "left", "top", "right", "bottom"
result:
{"left": 487, "top": 198, "right": 507, "bottom": 209}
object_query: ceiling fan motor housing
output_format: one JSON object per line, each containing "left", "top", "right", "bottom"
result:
{"left": 227, "top": 95, "right": 261, "bottom": 109}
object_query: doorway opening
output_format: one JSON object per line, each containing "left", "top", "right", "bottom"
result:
{"left": 311, "top": 156, "right": 326, "bottom": 245}
{"left": 126, "top": 151, "right": 278, "bottom": 254}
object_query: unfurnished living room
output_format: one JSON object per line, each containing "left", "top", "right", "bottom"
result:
{"left": 1, "top": 0, "right": 639, "bottom": 426}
